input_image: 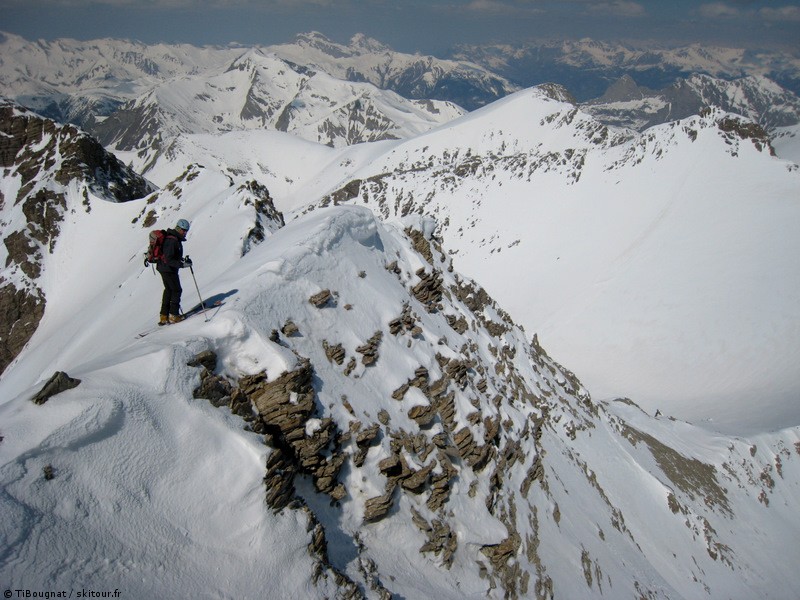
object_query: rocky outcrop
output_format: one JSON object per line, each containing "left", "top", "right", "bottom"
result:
{"left": 239, "top": 180, "right": 285, "bottom": 255}
{"left": 0, "top": 100, "right": 154, "bottom": 376}
{"left": 31, "top": 371, "right": 81, "bottom": 405}
{"left": 0, "top": 282, "right": 44, "bottom": 375}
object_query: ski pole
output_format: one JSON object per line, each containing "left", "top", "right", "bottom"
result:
{"left": 186, "top": 259, "right": 209, "bottom": 322}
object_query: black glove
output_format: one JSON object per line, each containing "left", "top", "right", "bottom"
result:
{"left": 182, "top": 256, "right": 193, "bottom": 268}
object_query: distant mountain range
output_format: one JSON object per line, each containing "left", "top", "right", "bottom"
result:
{"left": 2, "top": 31, "right": 799, "bottom": 146}
{"left": 2, "top": 29, "right": 800, "bottom": 599}
{"left": 584, "top": 73, "right": 800, "bottom": 132}
{"left": 450, "top": 38, "right": 800, "bottom": 101}
{"left": 1, "top": 92, "right": 799, "bottom": 599}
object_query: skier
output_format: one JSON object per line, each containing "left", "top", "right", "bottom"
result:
{"left": 157, "top": 219, "right": 193, "bottom": 325}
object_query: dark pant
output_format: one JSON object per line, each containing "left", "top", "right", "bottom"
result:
{"left": 160, "top": 271, "right": 182, "bottom": 316}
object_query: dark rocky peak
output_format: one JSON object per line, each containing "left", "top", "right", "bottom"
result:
{"left": 0, "top": 99, "right": 154, "bottom": 204}
{"left": 533, "top": 83, "right": 577, "bottom": 105}
{"left": 595, "top": 74, "right": 655, "bottom": 103}
{"left": 0, "top": 98, "right": 154, "bottom": 376}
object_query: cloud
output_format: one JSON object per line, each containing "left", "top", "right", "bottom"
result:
{"left": 697, "top": 3, "right": 742, "bottom": 19}
{"left": 698, "top": 2, "right": 800, "bottom": 22}
{"left": 759, "top": 5, "right": 800, "bottom": 21}
{"left": 463, "top": 0, "right": 543, "bottom": 14}
{"left": 0, "top": 0, "right": 335, "bottom": 5}
{"left": 585, "top": 1, "right": 645, "bottom": 17}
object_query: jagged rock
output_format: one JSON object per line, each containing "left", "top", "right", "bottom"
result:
{"left": 445, "top": 313, "right": 468, "bottom": 334}
{"left": 481, "top": 534, "right": 521, "bottom": 570}
{"left": 392, "top": 382, "right": 410, "bottom": 400}
{"left": 343, "top": 357, "right": 357, "bottom": 376}
{"left": 187, "top": 350, "right": 217, "bottom": 371}
{"left": 281, "top": 319, "right": 300, "bottom": 337}
{"left": 453, "top": 427, "right": 475, "bottom": 457}
{"left": 31, "top": 371, "right": 81, "bottom": 405}
{"left": 322, "top": 340, "right": 346, "bottom": 365}
{"left": 444, "top": 358, "right": 472, "bottom": 389}
{"left": 227, "top": 387, "right": 253, "bottom": 419}
{"left": 434, "top": 392, "right": 457, "bottom": 429}
{"left": 428, "top": 375, "right": 450, "bottom": 398}
{"left": 239, "top": 180, "right": 285, "bottom": 256}
{"left": 419, "top": 519, "right": 458, "bottom": 567}
{"left": 411, "top": 268, "right": 444, "bottom": 311}
{"left": 263, "top": 446, "right": 296, "bottom": 511}
{"left": 408, "top": 404, "right": 436, "bottom": 427}
{"left": 241, "top": 361, "right": 346, "bottom": 500}
{"left": 193, "top": 370, "right": 233, "bottom": 407}
{"left": 405, "top": 227, "right": 434, "bottom": 264}
{"left": 484, "top": 416, "right": 501, "bottom": 443}
{"left": 400, "top": 461, "right": 435, "bottom": 493}
{"left": 0, "top": 282, "right": 45, "bottom": 376}
{"left": 363, "top": 485, "right": 396, "bottom": 523}
{"left": 356, "top": 423, "right": 381, "bottom": 447}
{"left": 309, "top": 289, "right": 333, "bottom": 308}
{"left": 379, "top": 454, "right": 403, "bottom": 477}
{"left": 388, "top": 303, "right": 421, "bottom": 336}
{"left": 354, "top": 423, "right": 381, "bottom": 467}
{"left": 355, "top": 331, "right": 383, "bottom": 366}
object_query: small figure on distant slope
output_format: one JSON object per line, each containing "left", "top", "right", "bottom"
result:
{"left": 157, "top": 219, "right": 192, "bottom": 325}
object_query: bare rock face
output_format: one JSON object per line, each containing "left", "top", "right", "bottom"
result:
{"left": 31, "top": 371, "right": 81, "bottom": 405}
{"left": 239, "top": 180, "right": 285, "bottom": 256}
{"left": 0, "top": 100, "right": 154, "bottom": 376}
{"left": 0, "top": 282, "right": 45, "bottom": 375}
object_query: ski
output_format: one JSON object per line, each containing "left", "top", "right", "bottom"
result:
{"left": 136, "top": 300, "right": 223, "bottom": 338}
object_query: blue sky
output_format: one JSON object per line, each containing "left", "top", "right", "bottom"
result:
{"left": 1, "top": 0, "right": 798, "bottom": 53}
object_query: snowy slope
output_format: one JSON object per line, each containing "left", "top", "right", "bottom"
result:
{"left": 299, "top": 87, "right": 800, "bottom": 435}
{"left": 453, "top": 39, "right": 800, "bottom": 99}
{"left": 584, "top": 73, "right": 800, "bottom": 132}
{"left": 267, "top": 32, "right": 518, "bottom": 110}
{"left": 0, "top": 31, "right": 244, "bottom": 126}
{"left": 0, "top": 149, "right": 800, "bottom": 599}
{"left": 1, "top": 159, "right": 799, "bottom": 597}
{"left": 773, "top": 123, "right": 800, "bottom": 163}
{"left": 92, "top": 48, "right": 464, "bottom": 157}
{"left": 0, "top": 30, "right": 502, "bottom": 127}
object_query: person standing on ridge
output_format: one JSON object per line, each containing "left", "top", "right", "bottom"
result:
{"left": 157, "top": 219, "right": 192, "bottom": 325}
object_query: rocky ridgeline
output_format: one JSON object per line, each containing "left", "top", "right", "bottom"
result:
{"left": 179, "top": 221, "right": 601, "bottom": 598}
{"left": 24, "top": 208, "right": 799, "bottom": 597}
{"left": 0, "top": 99, "right": 154, "bottom": 375}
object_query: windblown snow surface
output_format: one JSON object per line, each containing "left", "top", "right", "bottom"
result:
{"left": 118, "top": 86, "right": 800, "bottom": 437}
{"left": 1, "top": 156, "right": 800, "bottom": 598}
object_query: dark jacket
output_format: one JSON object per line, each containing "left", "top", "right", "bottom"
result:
{"left": 156, "top": 229, "right": 185, "bottom": 274}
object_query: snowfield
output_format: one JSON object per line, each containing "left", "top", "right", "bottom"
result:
{"left": 1, "top": 170, "right": 799, "bottom": 597}
{"left": 2, "top": 38, "right": 800, "bottom": 597}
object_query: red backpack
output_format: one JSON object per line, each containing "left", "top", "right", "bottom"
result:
{"left": 145, "top": 230, "right": 173, "bottom": 265}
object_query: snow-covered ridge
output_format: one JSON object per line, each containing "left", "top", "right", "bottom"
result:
{"left": 452, "top": 38, "right": 800, "bottom": 100}
{"left": 295, "top": 89, "right": 800, "bottom": 435}
{"left": 0, "top": 99, "right": 154, "bottom": 375}
{"left": 92, "top": 47, "right": 465, "bottom": 156}
{"left": 584, "top": 73, "right": 800, "bottom": 133}
{"left": 0, "top": 168, "right": 798, "bottom": 596}
{"left": 0, "top": 30, "right": 510, "bottom": 128}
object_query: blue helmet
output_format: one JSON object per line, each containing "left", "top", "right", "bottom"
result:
{"left": 176, "top": 219, "right": 190, "bottom": 231}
